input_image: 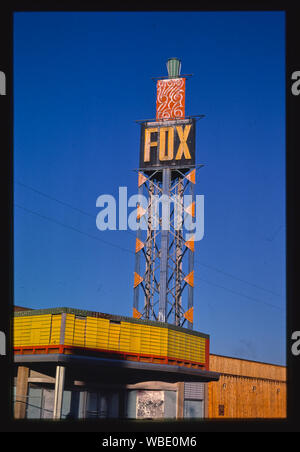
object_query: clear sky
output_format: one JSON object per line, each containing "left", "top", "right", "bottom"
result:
{"left": 13, "top": 11, "right": 286, "bottom": 365}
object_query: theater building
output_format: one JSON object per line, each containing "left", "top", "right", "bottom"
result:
{"left": 13, "top": 307, "right": 286, "bottom": 420}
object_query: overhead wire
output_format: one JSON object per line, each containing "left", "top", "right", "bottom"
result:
{"left": 14, "top": 181, "right": 285, "bottom": 312}
{"left": 16, "top": 180, "right": 283, "bottom": 297}
{"left": 14, "top": 203, "right": 134, "bottom": 256}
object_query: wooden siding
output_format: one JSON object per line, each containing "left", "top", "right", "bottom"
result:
{"left": 208, "top": 354, "right": 286, "bottom": 418}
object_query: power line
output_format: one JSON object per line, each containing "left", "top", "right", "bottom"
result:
{"left": 16, "top": 181, "right": 95, "bottom": 219}
{"left": 194, "top": 274, "right": 284, "bottom": 311}
{"left": 16, "top": 180, "right": 284, "bottom": 300}
{"left": 194, "top": 259, "right": 283, "bottom": 298}
{"left": 14, "top": 203, "right": 134, "bottom": 256}
{"left": 15, "top": 202, "right": 284, "bottom": 313}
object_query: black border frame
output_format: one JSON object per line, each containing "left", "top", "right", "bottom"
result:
{"left": 1, "top": 2, "right": 299, "bottom": 436}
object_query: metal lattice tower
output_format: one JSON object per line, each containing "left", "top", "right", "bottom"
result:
{"left": 132, "top": 59, "right": 203, "bottom": 329}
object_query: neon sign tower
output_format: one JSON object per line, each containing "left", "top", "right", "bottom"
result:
{"left": 133, "top": 58, "right": 203, "bottom": 329}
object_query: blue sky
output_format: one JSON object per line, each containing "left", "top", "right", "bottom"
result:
{"left": 13, "top": 11, "right": 286, "bottom": 365}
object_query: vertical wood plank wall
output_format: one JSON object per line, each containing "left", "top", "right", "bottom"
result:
{"left": 208, "top": 354, "right": 286, "bottom": 418}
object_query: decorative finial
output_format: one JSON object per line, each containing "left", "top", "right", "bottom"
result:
{"left": 166, "top": 58, "right": 181, "bottom": 78}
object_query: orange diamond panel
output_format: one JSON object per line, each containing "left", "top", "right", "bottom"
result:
{"left": 184, "top": 271, "right": 194, "bottom": 287}
{"left": 183, "top": 307, "right": 194, "bottom": 323}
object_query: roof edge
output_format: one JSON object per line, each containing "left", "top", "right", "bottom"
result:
{"left": 14, "top": 307, "right": 210, "bottom": 339}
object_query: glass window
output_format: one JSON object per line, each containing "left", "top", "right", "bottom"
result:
{"left": 164, "top": 390, "right": 176, "bottom": 419}
{"left": 41, "top": 388, "right": 54, "bottom": 419}
{"left": 86, "top": 392, "right": 98, "bottom": 418}
{"left": 107, "top": 392, "right": 119, "bottom": 419}
{"left": 184, "top": 399, "right": 204, "bottom": 419}
{"left": 85, "top": 390, "right": 119, "bottom": 419}
{"left": 125, "top": 390, "right": 137, "bottom": 419}
{"left": 26, "top": 386, "right": 43, "bottom": 419}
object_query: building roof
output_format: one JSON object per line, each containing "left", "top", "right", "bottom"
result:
{"left": 14, "top": 305, "right": 33, "bottom": 312}
{"left": 14, "top": 306, "right": 209, "bottom": 340}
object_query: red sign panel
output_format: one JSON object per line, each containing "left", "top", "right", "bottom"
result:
{"left": 156, "top": 78, "right": 186, "bottom": 120}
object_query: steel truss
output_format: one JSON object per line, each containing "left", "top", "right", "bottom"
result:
{"left": 133, "top": 166, "right": 198, "bottom": 329}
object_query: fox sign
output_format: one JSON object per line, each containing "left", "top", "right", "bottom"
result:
{"left": 139, "top": 118, "right": 195, "bottom": 170}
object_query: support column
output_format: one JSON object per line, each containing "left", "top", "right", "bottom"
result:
{"left": 133, "top": 184, "right": 144, "bottom": 317}
{"left": 144, "top": 184, "right": 154, "bottom": 319}
{"left": 158, "top": 168, "right": 170, "bottom": 323}
{"left": 204, "top": 383, "right": 209, "bottom": 419}
{"left": 175, "top": 178, "right": 183, "bottom": 326}
{"left": 176, "top": 382, "right": 184, "bottom": 419}
{"left": 187, "top": 179, "right": 195, "bottom": 329}
{"left": 53, "top": 365, "right": 65, "bottom": 420}
{"left": 14, "top": 366, "right": 29, "bottom": 419}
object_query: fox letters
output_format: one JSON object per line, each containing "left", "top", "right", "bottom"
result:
{"left": 140, "top": 119, "right": 195, "bottom": 169}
